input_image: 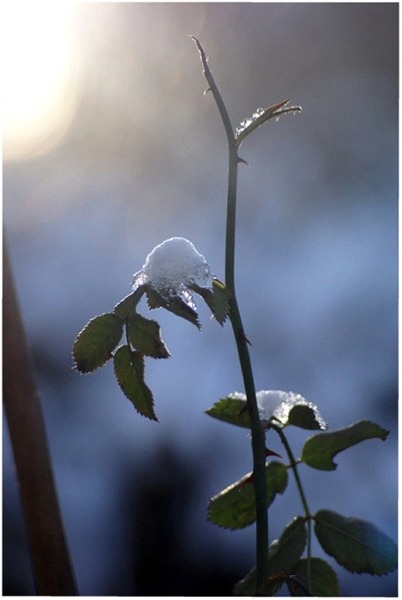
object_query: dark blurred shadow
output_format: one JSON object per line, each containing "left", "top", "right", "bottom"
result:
{"left": 115, "top": 442, "right": 245, "bottom": 596}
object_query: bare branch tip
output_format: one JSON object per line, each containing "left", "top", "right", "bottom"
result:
{"left": 189, "top": 35, "right": 207, "bottom": 60}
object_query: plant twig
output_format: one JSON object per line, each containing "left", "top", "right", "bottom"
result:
{"left": 3, "top": 238, "right": 78, "bottom": 595}
{"left": 192, "top": 36, "right": 269, "bottom": 593}
{"left": 272, "top": 424, "right": 312, "bottom": 593}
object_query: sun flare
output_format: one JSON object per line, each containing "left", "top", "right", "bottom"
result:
{"left": 4, "top": 1, "right": 77, "bottom": 161}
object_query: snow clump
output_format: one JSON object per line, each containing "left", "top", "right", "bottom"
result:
{"left": 256, "top": 390, "right": 327, "bottom": 429}
{"left": 132, "top": 237, "right": 212, "bottom": 305}
{"left": 229, "top": 390, "right": 327, "bottom": 429}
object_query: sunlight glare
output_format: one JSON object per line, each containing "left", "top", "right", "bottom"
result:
{"left": 4, "top": 1, "right": 77, "bottom": 161}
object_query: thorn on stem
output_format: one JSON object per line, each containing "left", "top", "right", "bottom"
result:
{"left": 239, "top": 472, "right": 254, "bottom": 489}
{"left": 265, "top": 447, "right": 282, "bottom": 459}
{"left": 238, "top": 328, "right": 252, "bottom": 346}
{"left": 238, "top": 403, "right": 250, "bottom": 419}
{"left": 237, "top": 156, "right": 249, "bottom": 166}
{"left": 204, "top": 87, "right": 212, "bottom": 96}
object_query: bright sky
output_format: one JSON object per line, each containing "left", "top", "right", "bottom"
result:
{"left": 3, "top": 1, "right": 77, "bottom": 161}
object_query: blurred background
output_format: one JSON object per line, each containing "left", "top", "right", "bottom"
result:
{"left": 3, "top": 2, "right": 397, "bottom": 596}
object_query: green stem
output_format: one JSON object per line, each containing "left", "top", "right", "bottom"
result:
{"left": 272, "top": 424, "right": 312, "bottom": 593}
{"left": 192, "top": 37, "right": 268, "bottom": 593}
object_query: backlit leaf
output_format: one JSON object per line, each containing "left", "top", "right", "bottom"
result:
{"left": 113, "top": 345, "right": 157, "bottom": 420}
{"left": 290, "top": 557, "right": 339, "bottom": 596}
{"left": 301, "top": 421, "right": 389, "bottom": 470}
{"left": 233, "top": 516, "right": 307, "bottom": 596}
{"left": 128, "top": 314, "right": 170, "bottom": 358}
{"left": 208, "top": 461, "right": 287, "bottom": 529}
{"left": 263, "top": 517, "right": 307, "bottom": 595}
{"left": 288, "top": 404, "right": 327, "bottom": 430}
{"left": 189, "top": 278, "right": 230, "bottom": 325}
{"left": 113, "top": 285, "right": 146, "bottom": 320}
{"left": 146, "top": 287, "right": 201, "bottom": 329}
{"left": 314, "top": 509, "right": 397, "bottom": 575}
{"left": 205, "top": 396, "right": 250, "bottom": 428}
{"left": 73, "top": 313, "right": 123, "bottom": 373}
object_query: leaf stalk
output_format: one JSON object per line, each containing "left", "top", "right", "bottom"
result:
{"left": 272, "top": 424, "right": 312, "bottom": 593}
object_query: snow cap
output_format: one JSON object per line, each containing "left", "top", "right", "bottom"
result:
{"left": 132, "top": 237, "right": 212, "bottom": 301}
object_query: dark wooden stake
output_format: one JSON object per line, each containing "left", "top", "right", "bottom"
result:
{"left": 3, "top": 238, "right": 78, "bottom": 595}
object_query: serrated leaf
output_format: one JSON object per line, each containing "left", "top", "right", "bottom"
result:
{"left": 314, "top": 509, "right": 397, "bottom": 575}
{"left": 233, "top": 517, "right": 307, "bottom": 596}
{"left": 145, "top": 287, "right": 166, "bottom": 310}
{"left": 211, "top": 278, "right": 231, "bottom": 324}
{"left": 289, "top": 558, "right": 339, "bottom": 596}
{"left": 301, "top": 421, "right": 389, "bottom": 470}
{"left": 263, "top": 517, "right": 307, "bottom": 595}
{"left": 189, "top": 278, "right": 230, "bottom": 325}
{"left": 113, "top": 285, "right": 147, "bottom": 320}
{"left": 288, "top": 404, "right": 327, "bottom": 430}
{"left": 205, "top": 396, "right": 250, "bottom": 428}
{"left": 145, "top": 287, "right": 201, "bottom": 329}
{"left": 128, "top": 314, "right": 170, "bottom": 358}
{"left": 208, "top": 461, "right": 287, "bottom": 530}
{"left": 113, "top": 345, "right": 157, "bottom": 420}
{"left": 73, "top": 313, "right": 123, "bottom": 373}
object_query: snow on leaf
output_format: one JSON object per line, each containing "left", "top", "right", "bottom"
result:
{"left": 256, "top": 390, "right": 327, "bottom": 430}
{"left": 224, "top": 390, "right": 327, "bottom": 430}
{"left": 132, "top": 237, "right": 213, "bottom": 322}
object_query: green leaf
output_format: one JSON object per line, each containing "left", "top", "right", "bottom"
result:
{"left": 146, "top": 287, "right": 201, "bottom": 329}
{"left": 288, "top": 404, "right": 327, "bottom": 430}
{"left": 211, "top": 278, "right": 231, "bottom": 324}
{"left": 208, "top": 461, "right": 287, "bottom": 529}
{"left": 145, "top": 287, "right": 166, "bottom": 310}
{"left": 289, "top": 558, "right": 339, "bottom": 596}
{"left": 73, "top": 313, "right": 123, "bottom": 373}
{"left": 189, "top": 278, "right": 230, "bottom": 325}
{"left": 113, "top": 286, "right": 146, "bottom": 320}
{"left": 205, "top": 396, "right": 250, "bottom": 428}
{"left": 301, "top": 421, "right": 389, "bottom": 470}
{"left": 233, "top": 516, "right": 307, "bottom": 596}
{"left": 128, "top": 314, "right": 170, "bottom": 358}
{"left": 263, "top": 517, "right": 308, "bottom": 595}
{"left": 113, "top": 345, "right": 157, "bottom": 420}
{"left": 314, "top": 509, "right": 397, "bottom": 575}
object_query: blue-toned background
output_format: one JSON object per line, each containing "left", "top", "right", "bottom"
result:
{"left": 4, "top": 3, "right": 397, "bottom": 596}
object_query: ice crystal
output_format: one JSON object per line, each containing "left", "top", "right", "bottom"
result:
{"left": 235, "top": 107, "right": 266, "bottom": 136}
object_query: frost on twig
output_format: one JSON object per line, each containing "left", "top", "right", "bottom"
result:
{"left": 235, "top": 100, "right": 302, "bottom": 147}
